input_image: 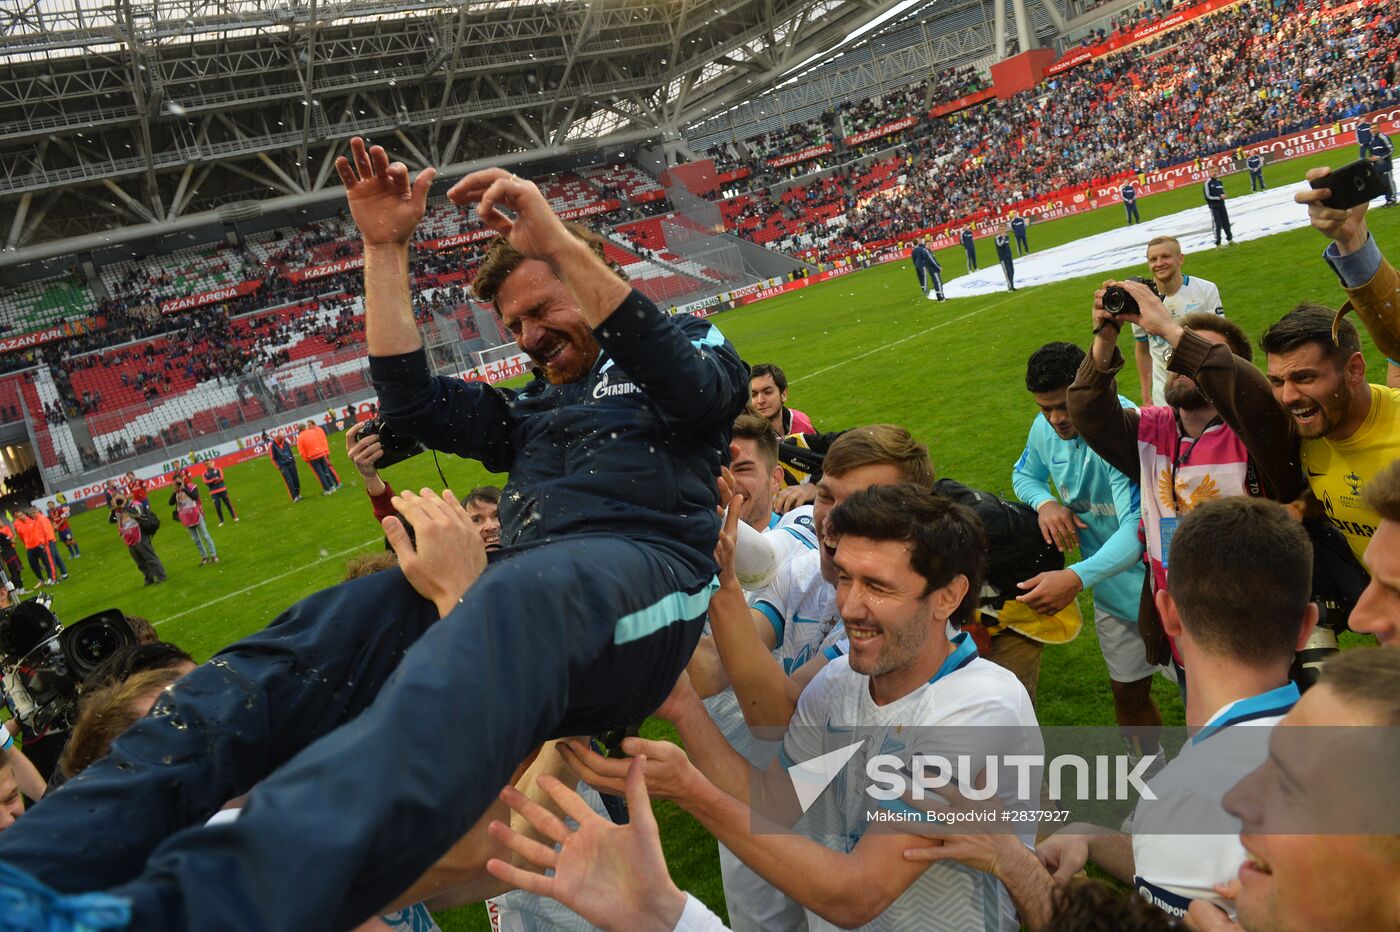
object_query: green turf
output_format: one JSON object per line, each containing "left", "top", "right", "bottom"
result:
{"left": 30, "top": 147, "right": 1394, "bottom": 930}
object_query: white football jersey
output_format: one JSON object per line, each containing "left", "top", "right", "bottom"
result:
{"left": 1131, "top": 275, "right": 1224, "bottom": 402}
{"left": 1130, "top": 683, "right": 1298, "bottom": 919}
{"left": 780, "top": 636, "right": 1039, "bottom": 932}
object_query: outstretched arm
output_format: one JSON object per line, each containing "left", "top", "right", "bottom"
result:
{"left": 1117, "top": 278, "right": 1305, "bottom": 503}
{"left": 336, "top": 137, "right": 436, "bottom": 358}
{"left": 1299, "top": 165, "right": 1400, "bottom": 362}
{"left": 337, "top": 139, "right": 519, "bottom": 467}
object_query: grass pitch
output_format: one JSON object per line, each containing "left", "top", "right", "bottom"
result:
{"left": 35, "top": 147, "right": 1396, "bottom": 928}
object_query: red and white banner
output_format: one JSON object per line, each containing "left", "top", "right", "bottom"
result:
{"left": 0, "top": 319, "right": 93, "bottom": 353}
{"left": 288, "top": 256, "right": 365, "bottom": 283}
{"left": 766, "top": 143, "right": 835, "bottom": 169}
{"left": 158, "top": 280, "right": 262, "bottom": 315}
{"left": 1046, "top": 0, "right": 1245, "bottom": 77}
{"left": 929, "top": 88, "right": 997, "bottom": 118}
{"left": 422, "top": 200, "right": 623, "bottom": 252}
{"left": 844, "top": 116, "right": 918, "bottom": 147}
{"left": 425, "top": 228, "right": 497, "bottom": 251}
{"left": 557, "top": 200, "right": 622, "bottom": 222}
{"left": 458, "top": 351, "right": 531, "bottom": 384}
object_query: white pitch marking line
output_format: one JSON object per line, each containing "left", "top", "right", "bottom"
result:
{"left": 790, "top": 293, "right": 1018, "bottom": 386}
{"left": 154, "top": 537, "right": 383, "bottom": 627}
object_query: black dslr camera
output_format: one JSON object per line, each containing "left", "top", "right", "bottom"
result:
{"left": 1103, "top": 276, "right": 1162, "bottom": 317}
{"left": 0, "top": 597, "right": 136, "bottom": 735}
{"left": 359, "top": 416, "right": 423, "bottom": 469}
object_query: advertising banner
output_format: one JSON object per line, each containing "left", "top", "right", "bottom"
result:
{"left": 158, "top": 280, "right": 262, "bottom": 315}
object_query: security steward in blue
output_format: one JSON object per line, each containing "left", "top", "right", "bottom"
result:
{"left": 1204, "top": 174, "right": 1234, "bottom": 246}
{"left": 911, "top": 236, "right": 945, "bottom": 300}
{"left": 1122, "top": 181, "right": 1141, "bottom": 224}
{"left": 1246, "top": 153, "right": 1266, "bottom": 191}
{"left": 1010, "top": 214, "right": 1030, "bottom": 254}
{"left": 1364, "top": 128, "right": 1395, "bottom": 206}
{"left": 961, "top": 226, "right": 978, "bottom": 271}
{"left": 995, "top": 230, "right": 1017, "bottom": 291}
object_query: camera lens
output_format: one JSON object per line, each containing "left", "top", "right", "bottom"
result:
{"left": 62, "top": 615, "right": 137, "bottom": 678}
{"left": 1103, "top": 286, "right": 1130, "bottom": 315}
{"left": 71, "top": 622, "right": 122, "bottom": 667}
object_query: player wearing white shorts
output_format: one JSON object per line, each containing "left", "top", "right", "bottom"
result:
{"left": 1013, "top": 342, "right": 1161, "bottom": 761}
{"left": 698, "top": 414, "right": 824, "bottom": 931}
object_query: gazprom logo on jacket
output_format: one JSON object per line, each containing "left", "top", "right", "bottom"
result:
{"left": 592, "top": 370, "right": 640, "bottom": 400}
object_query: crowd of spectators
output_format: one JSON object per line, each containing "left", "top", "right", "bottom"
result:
{"left": 3, "top": 0, "right": 1394, "bottom": 402}
{"left": 735, "top": 0, "right": 1400, "bottom": 259}
{"left": 921, "top": 64, "right": 990, "bottom": 108}
{"left": 0, "top": 167, "right": 1397, "bottom": 932}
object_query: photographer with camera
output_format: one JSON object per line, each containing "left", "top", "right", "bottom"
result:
{"left": 1130, "top": 236, "right": 1225, "bottom": 405}
{"left": 1067, "top": 280, "right": 1295, "bottom": 688}
{"left": 110, "top": 493, "right": 166, "bottom": 586}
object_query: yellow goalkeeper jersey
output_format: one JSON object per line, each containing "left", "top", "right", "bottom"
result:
{"left": 1302, "top": 383, "right": 1400, "bottom": 565}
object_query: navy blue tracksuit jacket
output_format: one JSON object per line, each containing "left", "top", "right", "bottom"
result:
{"left": 0, "top": 289, "right": 751, "bottom": 931}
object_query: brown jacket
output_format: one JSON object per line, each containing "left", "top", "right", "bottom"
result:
{"left": 1066, "top": 340, "right": 1302, "bottom": 665}
{"left": 1336, "top": 253, "right": 1400, "bottom": 362}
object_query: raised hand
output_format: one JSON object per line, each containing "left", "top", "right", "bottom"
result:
{"left": 335, "top": 137, "right": 436, "bottom": 247}
{"left": 382, "top": 488, "right": 488, "bottom": 617}
{"left": 345, "top": 422, "right": 385, "bottom": 492}
{"left": 558, "top": 736, "right": 703, "bottom": 804}
{"left": 1296, "top": 165, "right": 1370, "bottom": 255}
{"left": 713, "top": 490, "right": 744, "bottom": 591}
{"left": 773, "top": 482, "right": 818, "bottom": 514}
{"left": 446, "top": 168, "right": 576, "bottom": 268}
{"left": 485, "top": 756, "right": 689, "bottom": 932}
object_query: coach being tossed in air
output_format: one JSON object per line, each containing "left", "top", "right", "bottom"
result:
{"left": 0, "top": 139, "right": 748, "bottom": 931}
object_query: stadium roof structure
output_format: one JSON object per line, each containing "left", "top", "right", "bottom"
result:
{"left": 0, "top": 0, "right": 928, "bottom": 253}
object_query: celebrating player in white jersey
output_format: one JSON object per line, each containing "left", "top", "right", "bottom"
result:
{"left": 566, "top": 485, "right": 1040, "bottom": 932}
{"left": 1132, "top": 235, "right": 1225, "bottom": 404}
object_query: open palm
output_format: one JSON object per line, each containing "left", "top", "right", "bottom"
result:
{"left": 335, "top": 137, "right": 436, "bottom": 246}
{"left": 486, "top": 757, "right": 686, "bottom": 932}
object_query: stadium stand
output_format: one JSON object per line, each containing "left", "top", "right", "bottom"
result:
{"left": 99, "top": 244, "right": 261, "bottom": 307}
{"left": 580, "top": 164, "right": 668, "bottom": 203}
{"left": 714, "top": 0, "right": 1400, "bottom": 259}
{"left": 0, "top": 276, "right": 96, "bottom": 334}
{"left": 3, "top": 0, "right": 1396, "bottom": 485}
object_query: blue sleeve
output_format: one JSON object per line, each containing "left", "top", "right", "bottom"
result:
{"left": 1068, "top": 459, "right": 1144, "bottom": 591}
{"left": 1324, "top": 234, "right": 1383, "bottom": 289}
{"left": 1011, "top": 422, "right": 1056, "bottom": 511}
{"left": 369, "top": 348, "right": 519, "bottom": 473}
{"left": 753, "top": 600, "right": 785, "bottom": 649}
{"left": 593, "top": 290, "right": 749, "bottom": 433}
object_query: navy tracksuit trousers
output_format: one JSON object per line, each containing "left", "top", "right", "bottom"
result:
{"left": 0, "top": 536, "right": 711, "bottom": 931}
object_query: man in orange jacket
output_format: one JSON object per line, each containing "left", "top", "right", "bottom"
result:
{"left": 296, "top": 421, "right": 340, "bottom": 494}
{"left": 33, "top": 508, "right": 67, "bottom": 582}
{"left": 12, "top": 510, "right": 59, "bottom": 585}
